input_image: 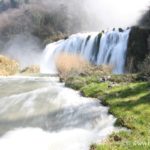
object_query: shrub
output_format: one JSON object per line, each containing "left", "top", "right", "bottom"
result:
{"left": 55, "top": 53, "right": 113, "bottom": 80}
{"left": 55, "top": 53, "right": 89, "bottom": 79}
{"left": 0, "top": 55, "right": 19, "bottom": 76}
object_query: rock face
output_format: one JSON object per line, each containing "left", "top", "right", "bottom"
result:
{"left": 126, "top": 26, "right": 150, "bottom": 73}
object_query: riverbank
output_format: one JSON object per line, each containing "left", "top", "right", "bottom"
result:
{"left": 63, "top": 73, "right": 150, "bottom": 150}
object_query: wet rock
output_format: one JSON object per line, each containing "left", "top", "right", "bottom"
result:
{"left": 126, "top": 26, "right": 150, "bottom": 72}
{"left": 90, "top": 144, "right": 96, "bottom": 150}
{"left": 114, "top": 135, "right": 122, "bottom": 141}
{"left": 108, "top": 82, "right": 119, "bottom": 88}
{"left": 119, "top": 28, "right": 124, "bottom": 32}
{"left": 99, "top": 75, "right": 111, "bottom": 82}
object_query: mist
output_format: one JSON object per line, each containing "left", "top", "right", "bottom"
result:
{"left": 0, "top": 0, "right": 149, "bottom": 33}
{"left": 84, "top": 0, "right": 150, "bottom": 28}
{"left": 0, "top": 0, "right": 149, "bottom": 68}
{"left": 39, "top": 0, "right": 150, "bottom": 29}
{"left": 1, "top": 33, "right": 42, "bottom": 68}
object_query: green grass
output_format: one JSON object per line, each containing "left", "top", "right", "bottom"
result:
{"left": 65, "top": 75, "right": 150, "bottom": 150}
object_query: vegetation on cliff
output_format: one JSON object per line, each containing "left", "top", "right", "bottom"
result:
{"left": 0, "top": 0, "right": 93, "bottom": 49}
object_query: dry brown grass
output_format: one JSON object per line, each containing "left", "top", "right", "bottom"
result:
{"left": 0, "top": 55, "right": 19, "bottom": 76}
{"left": 55, "top": 53, "right": 113, "bottom": 80}
{"left": 55, "top": 53, "right": 89, "bottom": 78}
{"left": 95, "top": 64, "right": 113, "bottom": 74}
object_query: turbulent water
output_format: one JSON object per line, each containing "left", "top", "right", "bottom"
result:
{"left": 0, "top": 29, "right": 129, "bottom": 149}
{"left": 41, "top": 29, "right": 130, "bottom": 74}
{"left": 0, "top": 76, "right": 117, "bottom": 150}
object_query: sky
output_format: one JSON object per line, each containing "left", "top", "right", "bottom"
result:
{"left": 85, "top": 0, "right": 150, "bottom": 28}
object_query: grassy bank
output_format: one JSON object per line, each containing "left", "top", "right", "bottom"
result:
{"left": 64, "top": 74, "right": 150, "bottom": 150}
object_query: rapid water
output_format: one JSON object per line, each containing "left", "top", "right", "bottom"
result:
{"left": 0, "top": 29, "right": 128, "bottom": 149}
{"left": 41, "top": 29, "right": 130, "bottom": 74}
{"left": 0, "top": 76, "right": 116, "bottom": 150}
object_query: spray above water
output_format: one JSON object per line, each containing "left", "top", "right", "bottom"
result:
{"left": 1, "top": 33, "right": 42, "bottom": 69}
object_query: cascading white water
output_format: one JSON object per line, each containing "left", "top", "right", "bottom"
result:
{"left": 0, "top": 76, "right": 117, "bottom": 150}
{"left": 97, "top": 29, "right": 130, "bottom": 73}
{"left": 0, "top": 29, "right": 129, "bottom": 150}
{"left": 41, "top": 29, "right": 130, "bottom": 74}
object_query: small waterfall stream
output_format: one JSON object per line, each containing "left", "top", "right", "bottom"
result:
{"left": 41, "top": 29, "right": 130, "bottom": 74}
{"left": 0, "top": 76, "right": 116, "bottom": 150}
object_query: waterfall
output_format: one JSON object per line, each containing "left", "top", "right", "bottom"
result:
{"left": 41, "top": 29, "right": 130, "bottom": 74}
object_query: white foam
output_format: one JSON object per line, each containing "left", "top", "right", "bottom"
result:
{"left": 0, "top": 128, "right": 98, "bottom": 150}
{"left": 0, "top": 77, "right": 117, "bottom": 150}
{"left": 40, "top": 29, "right": 130, "bottom": 74}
